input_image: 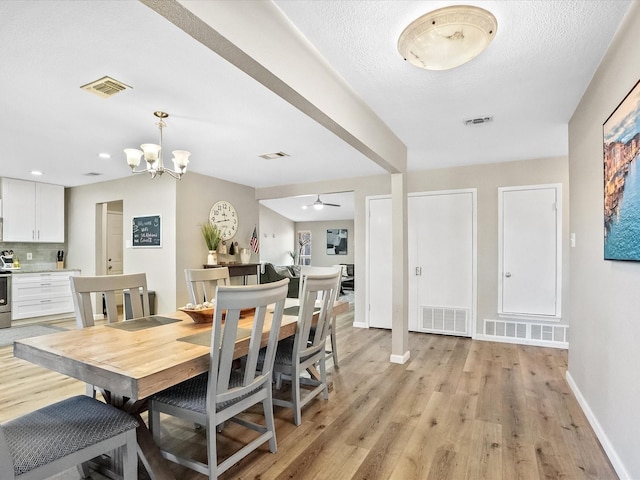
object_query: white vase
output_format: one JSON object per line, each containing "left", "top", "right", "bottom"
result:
{"left": 207, "top": 251, "right": 217, "bottom": 265}
{"left": 240, "top": 248, "right": 251, "bottom": 264}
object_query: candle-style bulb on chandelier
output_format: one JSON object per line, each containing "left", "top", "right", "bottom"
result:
{"left": 124, "top": 111, "right": 190, "bottom": 180}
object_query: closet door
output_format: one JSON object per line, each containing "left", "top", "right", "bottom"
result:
{"left": 409, "top": 191, "right": 475, "bottom": 336}
{"left": 499, "top": 185, "right": 561, "bottom": 318}
{"left": 367, "top": 196, "right": 392, "bottom": 329}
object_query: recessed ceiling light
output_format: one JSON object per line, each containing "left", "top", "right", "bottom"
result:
{"left": 98, "top": 152, "right": 111, "bottom": 159}
{"left": 30, "top": 170, "right": 43, "bottom": 176}
{"left": 464, "top": 116, "right": 493, "bottom": 126}
{"left": 398, "top": 5, "right": 497, "bottom": 71}
{"left": 258, "top": 151, "right": 289, "bottom": 160}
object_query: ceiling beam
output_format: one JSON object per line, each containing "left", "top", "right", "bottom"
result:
{"left": 141, "top": 0, "right": 406, "bottom": 174}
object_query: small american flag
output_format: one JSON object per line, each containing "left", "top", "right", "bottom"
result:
{"left": 250, "top": 226, "right": 259, "bottom": 254}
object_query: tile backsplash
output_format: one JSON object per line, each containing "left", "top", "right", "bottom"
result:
{"left": 0, "top": 242, "right": 66, "bottom": 270}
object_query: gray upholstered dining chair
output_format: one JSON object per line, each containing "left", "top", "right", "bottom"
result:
{"left": 148, "top": 278, "right": 289, "bottom": 479}
{"left": 184, "top": 267, "right": 230, "bottom": 304}
{"left": 298, "top": 266, "right": 342, "bottom": 367}
{"left": 273, "top": 270, "right": 340, "bottom": 425}
{"left": 0, "top": 395, "right": 138, "bottom": 480}
{"left": 70, "top": 273, "right": 150, "bottom": 327}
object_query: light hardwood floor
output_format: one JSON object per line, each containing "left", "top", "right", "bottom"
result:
{"left": 0, "top": 308, "right": 617, "bottom": 480}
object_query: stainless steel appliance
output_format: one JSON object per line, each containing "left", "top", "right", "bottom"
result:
{"left": 0, "top": 272, "right": 10, "bottom": 328}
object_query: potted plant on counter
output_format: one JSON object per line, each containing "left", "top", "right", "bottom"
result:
{"left": 201, "top": 221, "right": 222, "bottom": 265}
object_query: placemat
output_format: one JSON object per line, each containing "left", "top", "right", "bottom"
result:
{"left": 105, "top": 316, "right": 181, "bottom": 332}
{"left": 177, "top": 327, "right": 253, "bottom": 347}
{"left": 283, "top": 306, "right": 320, "bottom": 316}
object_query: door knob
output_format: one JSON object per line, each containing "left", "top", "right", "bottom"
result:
{"left": 108, "top": 265, "right": 112, "bottom": 270}
{"left": 505, "top": 272, "right": 511, "bottom": 277}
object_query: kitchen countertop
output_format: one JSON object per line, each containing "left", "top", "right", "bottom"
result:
{"left": 9, "top": 267, "right": 80, "bottom": 274}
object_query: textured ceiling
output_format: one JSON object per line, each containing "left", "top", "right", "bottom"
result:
{"left": 0, "top": 0, "right": 632, "bottom": 221}
{"left": 274, "top": 0, "right": 631, "bottom": 171}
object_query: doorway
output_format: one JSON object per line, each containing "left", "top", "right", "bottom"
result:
{"left": 95, "top": 200, "right": 124, "bottom": 311}
{"left": 366, "top": 191, "right": 476, "bottom": 335}
{"left": 498, "top": 184, "right": 561, "bottom": 318}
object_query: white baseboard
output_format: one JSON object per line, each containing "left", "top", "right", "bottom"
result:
{"left": 565, "top": 371, "right": 629, "bottom": 479}
{"left": 474, "top": 333, "right": 568, "bottom": 349}
{"left": 390, "top": 351, "right": 410, "bottom": 364}
{"left": 352, "top": 321, "right": 368, "bottom": 329}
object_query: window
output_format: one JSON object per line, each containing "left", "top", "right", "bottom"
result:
{"left": 297, "top": 230, "right": 311, "bottom": 265}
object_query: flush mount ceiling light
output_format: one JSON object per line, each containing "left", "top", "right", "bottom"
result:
{"left": 398, "top": 5, "right": 497, "bottom": 71}
{"left": 124, "top": 111, "right": 190, "bottom": 180}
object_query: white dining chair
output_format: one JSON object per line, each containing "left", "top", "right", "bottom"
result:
{"left": 298, "top": 265, "right": 342, "bottom": 367}
{"left": 70, "top": 273, "right": 150, "bottom": 327}
{"left": 148, "top": 278, "right": 289, "bottom": 478}
{"left": 0, "top": 395, "right": 138, "bottom": 480}
{"left": 184, "top": 267, "right": 230, "bottom": 304}
{"left": 272, "top": 270, "right": 340, "bottom": 425}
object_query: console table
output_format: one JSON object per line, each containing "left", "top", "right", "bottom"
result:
{"left": 203, "top": 263, "right": 260, "bottom": 285}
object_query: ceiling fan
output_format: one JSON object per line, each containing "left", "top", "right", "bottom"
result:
{"left": 302, "top": 195, "right": 341, "bottom": 210}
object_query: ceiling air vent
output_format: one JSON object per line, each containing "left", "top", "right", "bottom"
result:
{"left": 258, "top": 152, "right": 289, "bottom": 160}
{"left": 463, "top": 116, "right": 493, "bottom": 126}
{"left": 80, "top": 76, "right": 131, "bottom": 99}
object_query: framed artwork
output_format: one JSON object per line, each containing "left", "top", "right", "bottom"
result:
{"left": 132, "top": 215, "right": 162, "bottom": 248}
{"left": 603, "top": 78, "right": 640, "bottom": 261}
{"left": 297, "top": 230, "right": 311, "bottom": 265}
{"left": 326, "top": 229, "right": 348, "bottom": 255}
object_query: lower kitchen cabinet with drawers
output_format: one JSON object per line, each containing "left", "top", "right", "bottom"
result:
{"left": 12, "top": 270, "right": 80, "bottom": 320}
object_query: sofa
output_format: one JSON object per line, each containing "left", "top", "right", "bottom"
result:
{"left": 339, "top": 263, "right": 354, "bottom": 291}
{"left": 260, "top": 263, "right": 300, "bottom": 298}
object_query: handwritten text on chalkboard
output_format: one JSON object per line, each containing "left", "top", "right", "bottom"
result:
{"left": 132, "top": 215, "right": 162, "bottom": 247}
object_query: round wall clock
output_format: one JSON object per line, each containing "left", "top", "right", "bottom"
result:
{"left": 209, "top": 200, "right": 238, "bottom": 241}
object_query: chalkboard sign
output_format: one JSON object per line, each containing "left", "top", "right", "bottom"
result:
{"left": 132, "top": 215, "right": 162, "bottom": 248}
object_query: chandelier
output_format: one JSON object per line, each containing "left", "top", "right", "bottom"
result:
{"left": 124, "top": 111, "right": 190, "bottom": 179}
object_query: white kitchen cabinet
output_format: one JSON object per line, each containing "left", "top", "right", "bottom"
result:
{"left": 12, "top": 270, "right": 80, "bottom": 320}
{"left": 1, "top": 178, "right": 65, "bottom": 242}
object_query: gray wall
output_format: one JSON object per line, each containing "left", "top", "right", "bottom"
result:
{"left": 67, "top": 171, "right": 261, "bottom": 313}
{"left": 568, "top": 3, "right": 640, "bottom": 477}
{"left": 349, "top": 156, "right": 570, "bottom": 331}
{"left": 175, "top": 172, "right": 259, "bottom": 306}
{"left": 295, "top": 219, "right": 354, "bottom": 267}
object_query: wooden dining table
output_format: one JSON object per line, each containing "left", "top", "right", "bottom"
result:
{"left": 13, "top": 299, "right": 348, "bottom": 480}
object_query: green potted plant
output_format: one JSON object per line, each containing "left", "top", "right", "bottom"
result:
{"left": 201, "top": 221, "right": 221, "bottom": 265}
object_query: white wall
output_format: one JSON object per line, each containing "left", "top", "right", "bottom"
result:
{"left": 259, "top": 204, "right": 295, "bottom": 266}
{"left": 567, "top": 3, "right": 640, "bottom": 477}
{"left": 66, "top": 174, "right": 177, "bottom": 314}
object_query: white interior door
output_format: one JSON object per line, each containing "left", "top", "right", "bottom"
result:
{"left": 409, "top": 191, "right": 475, "bottom": 336}
{"left": 499, "top": 185, "right": 561, "bottom": 317}
{"left": 367, "top": 196, "right": 392, "bottom": 328}
{"left": 106, "top": 211, "right": 123, "bottom": 306}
